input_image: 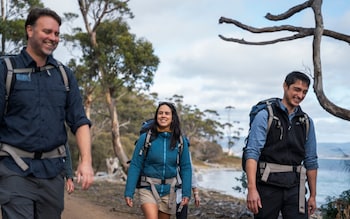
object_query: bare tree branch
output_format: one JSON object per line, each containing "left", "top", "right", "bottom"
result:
{"left": 218, "top": 16, "right": 350, "bottom": 45}
{"left": 218, "top": 0, "right": 350, "bottom": 121}
{"left": 265, "top": 0, "right": 314, "bottom": 21}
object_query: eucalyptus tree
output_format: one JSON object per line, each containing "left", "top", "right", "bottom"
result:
{"left": 0, "top": 0, "right": 43, "bottom": 54}
{"left": 167, "top": 95, "right": 224, "bottom": 143}
{"left": 66, "top": 0, "right": 159, "bottom": 172}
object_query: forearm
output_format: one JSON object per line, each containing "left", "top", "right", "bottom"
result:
{"left": 246, "top": 159, "right": 258, "bottom": 190}
{"left": 75, "top": 124, "right": 92, "bottom": 164}
{"left": 74, "top": 124, "right": 93, "bottom": 189}
{"left": 307, "top": 169, "right": 317, "bottom": 198}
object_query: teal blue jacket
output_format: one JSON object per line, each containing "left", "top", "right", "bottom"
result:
{"left": 124, "top": 132, "right": 192, "bottom": 199}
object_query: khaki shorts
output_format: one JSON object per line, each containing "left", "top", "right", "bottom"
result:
{"left": 138, "top": 188, "right": 176, "bottom": 215}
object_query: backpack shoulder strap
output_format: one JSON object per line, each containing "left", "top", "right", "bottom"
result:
{"left": 179, "top": 136, "right": 184, "bottom": 152}
{"left": 40, "top": 61, "right": 69, "bottom": 92}
{"left": 56, "top": 61, "right": 69, "bottom": 92}
{"left": 303, "top": 113, "right": 310, "bottom": 141}
{"left": 265, "top": 98, "right": 283, "bottom": 140}
{"left": 3, "top": 57, "right": 69, "bottom": 115}
{"left": 176, "top": 136, "right": 185, "bottom": 166}
{"left": 139, "top": 129, "right": 152, "bottom": 156}
{"left": 4, "top": 58, "right": 69, "bottom": 94}
{"left": 4, "top": 57, "right": 14, "bottom": 102}
{"left": 265, "top": 101, "right": 274, "bottom": 133}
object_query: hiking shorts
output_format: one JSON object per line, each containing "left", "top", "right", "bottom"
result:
{"left": 0, "top": 161, "right": 65, "bottom": 219}
{"left": 139, "top": 188, "right": 177, "bottom": 215}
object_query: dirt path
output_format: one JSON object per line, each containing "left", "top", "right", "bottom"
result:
{"left": 62, "top": 193, "right": 137, "bottom": 219}
{"left": 0, "top": 193, "right": 135, "bottom": 219}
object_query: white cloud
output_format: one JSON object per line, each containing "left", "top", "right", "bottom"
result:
{"left": 43, "top": 0, "right": 350, "bottom": 143}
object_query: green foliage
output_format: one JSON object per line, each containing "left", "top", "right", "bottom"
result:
{"left": 320, "top": 189, "right": 350, "bottom": 219}
{"left": 232, "top": 172, "right": 247, "bottom": 194}
{"left": 0, "top": 0, "right": 44, "bottom": 54}
{"left": 120, "top": 133, "right": 138, "bottom": 158}
{"left": 91, "top": 132, "right": 115, "bottom": 172}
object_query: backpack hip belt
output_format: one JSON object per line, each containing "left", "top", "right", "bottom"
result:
{"left": 259, "top": 162, "right": 307, "bottom": 214}
{"left": 0, "top": 143, "right": 66, "bottom": 171}
{"left": 139, "top": 175, "right": 177, "bottom": 209}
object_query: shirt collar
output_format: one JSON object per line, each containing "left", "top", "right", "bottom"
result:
{"left": 20, "top": 47, "right": 58, "bottom": 68}
{"left": 277, "top": 99, "right": 301, "bottom": 120}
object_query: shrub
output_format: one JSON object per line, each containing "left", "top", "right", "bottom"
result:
{"left": 320, "top": 189, "right": 350, "bottom": 219}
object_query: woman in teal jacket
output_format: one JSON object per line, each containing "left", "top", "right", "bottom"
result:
{"left": 125, "top": 102, "right": 192, "bottom": 219}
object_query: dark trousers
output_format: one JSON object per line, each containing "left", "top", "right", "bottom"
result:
{"left": 176, "top": 203, "right": 188, "bottom": 219}
{"left": 254, "top": 183, "right": 308, "bottom": 219}
{"left": 0, "top": 162, "right": 64, "bottom": 219}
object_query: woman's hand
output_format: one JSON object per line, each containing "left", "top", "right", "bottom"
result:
{"left": 180, "top": 197, "right": 189, "bottom": 206}
{"left": 125, "top": 197, "right": 133, "bottom": 207}
{"left": 65, "top": 178, "right": 75, "bottom": 194}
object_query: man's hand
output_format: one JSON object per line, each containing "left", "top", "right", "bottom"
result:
{"left": 247, "top": 187, "right": 262, "bottom": 214}
{"left": 308, "top": 196, "right": 317, "bottom": 215}
{"left": 75, "top": 161, "right": 94, "bottom": 190}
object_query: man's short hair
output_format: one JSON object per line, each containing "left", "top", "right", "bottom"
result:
{"left": 25, "top": 7, "right": 61, "bottom": 27}
{"left": 285, "top": 71, "right": 311, "bottom": 87}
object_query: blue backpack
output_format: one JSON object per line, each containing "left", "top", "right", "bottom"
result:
{"left": 241, "top": 98, "right": 309, "bottom": 172}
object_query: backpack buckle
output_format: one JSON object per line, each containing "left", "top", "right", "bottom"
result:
{"left": 34, "top": 151, "right": 43, "bottom": 159}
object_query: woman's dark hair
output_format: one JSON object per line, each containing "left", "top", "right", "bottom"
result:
{"left": 25, "top": 8, "right": 62, "bottom": 39}
{"left": 284, "top": 71, "right": 310, "bottom": 87}
{"left": 150, "top": 102, "right": 182, "bottom": 149}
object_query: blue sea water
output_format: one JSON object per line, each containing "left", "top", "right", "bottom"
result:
{"left": 197, "top": 142, "right": 350, "bottom": 207}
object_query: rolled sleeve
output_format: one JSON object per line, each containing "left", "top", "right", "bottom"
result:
{"left": 245, "top": 110, "right": 268, "bottom": 161}
{"left": 303, "top": 118, "right": 318, "bottom": 170}
{"left": 64, "top": 68, "right": 91, "bottom": 134}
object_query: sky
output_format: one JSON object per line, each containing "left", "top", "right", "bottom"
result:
{"left": 42, "top": 0, "right": 350, "bottom": 143}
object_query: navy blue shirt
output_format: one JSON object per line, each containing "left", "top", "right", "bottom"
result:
{"left": 0, "top": 48, "right": 91, "bottom": 178}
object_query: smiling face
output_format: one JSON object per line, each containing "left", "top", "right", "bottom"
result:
{"left": 282, "top": 79, "right": 309, "bottom": 113}
{"left": 156, "top": 104, "right": 173, "bottom": 131}
{"left": 26, "top": 15, "right": 60, "bottom": 65}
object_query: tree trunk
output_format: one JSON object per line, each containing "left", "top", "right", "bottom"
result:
{"left": 1, "top": 0, "right": 5, "bottom": 55}
{"left": 105, "top": 88, "right": 129, "bottom": 173}
{"left": 78, "top": 0, "right": 130, "bottom": 174}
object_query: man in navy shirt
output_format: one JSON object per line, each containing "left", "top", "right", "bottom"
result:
{"left": 244, "top": 72, "right": 318, "bottom": 219}
{"left": 0, "top": 8, "right": 93, "bottom": 218}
